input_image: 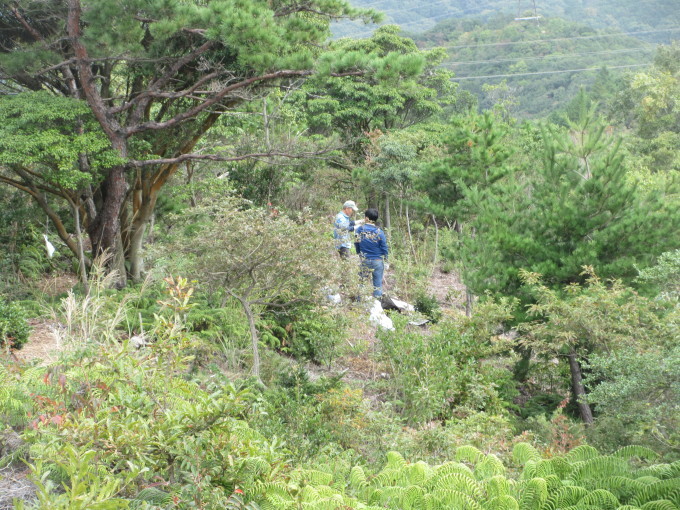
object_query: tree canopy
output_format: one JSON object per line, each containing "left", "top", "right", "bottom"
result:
{"left": 0, "top": 0, "right": 382, "bottom": 282}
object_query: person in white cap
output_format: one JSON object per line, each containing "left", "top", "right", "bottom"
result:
{"left": 333, "top": 200, "right": 363, "bottom": 258}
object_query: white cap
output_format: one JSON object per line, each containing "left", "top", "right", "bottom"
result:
{"left": 343, "top": 200, "right": 358, "bottom": 211}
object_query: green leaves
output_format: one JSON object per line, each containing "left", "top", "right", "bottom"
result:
{"left": 0, "top": 92, "right": 119, "bottom": 189}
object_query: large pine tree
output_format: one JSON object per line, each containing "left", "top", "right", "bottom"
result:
{"left": 0, "top": 0, "right": 381, "bottom": 282}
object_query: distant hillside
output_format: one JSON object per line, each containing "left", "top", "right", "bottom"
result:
{"left": 335, "top": 0, "right": 680, "bottom": 41}
{"left": 416, "top": 14, "right": 663, "bottom": 117}
{"left": 333, "top": 1, "right": 679, "bottom": 117}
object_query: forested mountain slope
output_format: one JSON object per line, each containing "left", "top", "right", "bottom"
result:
{"left": 416, "top": 15, "right": 659, "bottom": 116}
{"left": 335, "top": 0, "right": 680, "bottom": 40}
{"left": 334, "top": 0, "right": 679, "bottom": 116}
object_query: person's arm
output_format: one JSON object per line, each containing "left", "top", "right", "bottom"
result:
{"left": 354, "top": 225, "right": 362, "bottom": 254}
{"left": 379, "top": 230, "right": 389, "bottom": 262}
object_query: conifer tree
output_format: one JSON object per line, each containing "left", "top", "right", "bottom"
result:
{"left": 460, "top": 99, "right": 679, "bottom": 300}
{"left": 0, "top": 0, "right": 381, "bottom": 282}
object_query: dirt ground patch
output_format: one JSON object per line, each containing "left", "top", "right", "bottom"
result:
{"left": 14, "top": 319, "right": 63, "bottom": 364}
{"left": 427, "top": 266, "right": 468, "bottom": 314}
{"left": 0, "top": 466, "right": 36, "bottom": 510}
{"left": 34, "top": 272, "right": 78, "bottom": 298}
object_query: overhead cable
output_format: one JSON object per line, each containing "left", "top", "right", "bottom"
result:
{"left": 450, "top": 63, "right": 651, "bottom": 80}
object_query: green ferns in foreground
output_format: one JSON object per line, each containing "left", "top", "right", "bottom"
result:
{"left": 2, "top": 337, "right": 680, "bottom": 510}
{"left": 3, "top": 349, "right": 680, "bottom": 509}
{"left": 256, "top": 444, "right": 680, "bottom": 510}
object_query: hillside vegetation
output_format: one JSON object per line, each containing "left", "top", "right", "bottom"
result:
{"left": 0, "top": 0, "right": 679, "bottom": 508}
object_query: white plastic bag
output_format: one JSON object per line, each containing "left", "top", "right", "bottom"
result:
{"left": 369, "top": 299, "right": 394, "bottom": 331}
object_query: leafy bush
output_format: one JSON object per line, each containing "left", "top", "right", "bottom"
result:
{"left": 378, "top": 299, "right": 516, "bottom": 424}
{"left": 586, "top": 344, "right": 680, "bottom": 457}
{"left": 414, "top": 292, "right": 442, "bottom": 323}
{"left": 251, "top": 367, "right": 383, "bottom": 461}
{"left": 260, "top": 305, "right": 346, "bottom": 366}
{"left": 0, "top": 297, "right": 31, "bottom": 349}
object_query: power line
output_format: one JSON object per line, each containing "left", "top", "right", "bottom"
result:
{"left": 450, "top": 63, "right": 651, "bottom": 80}
{"left": 438, "top": 27, "right": 680, "bottom": 51}
{"left": 443, "top": 46, "right": 655, "bottom": 66}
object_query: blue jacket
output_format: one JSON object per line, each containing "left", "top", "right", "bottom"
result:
{"left": 333, "top": 211, "right": 355, "bottom": 249}
{"left": 355, "top": 224, "right": 388, "bottom": 260}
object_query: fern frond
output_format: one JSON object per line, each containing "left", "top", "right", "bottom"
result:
{"left": 521, "top": 460, "right": 538, "bottom": 480}
{"left": 369, "top": 468, "right": 401, "bottom": 487}
{"left": 299, "top": 485, "right": 320, "bottom": 503}
{"left": 486, "top": 474, "right": 514, "bottom": 500}
{"left": 430, "top": 488, "right": 483, "bottom": 510}
{"left": 518, "top": 478, "right": 548, "bottom": 510}
{"left": 636, "top": 477, "right": 663, "bottom": 485}
{"left": 637, "top": 465, "right": 675, "bottom": 480}
{"left": 579, "top": 488, "right": 620, "bottom": 509}
{"left": 242, "top": 457, "right": 272, "bottom": 477}
{"left": 669, "top": 461, "right": 680, "bottom": 478}
{"left": 512, "top": 443, "right": 541, "bottom": 465}
{"left": 588, "top": 476, "right": 645, "bottom": 501}
{"left": 639, "top": 501, "right": 677, "bottom": 510}
{"left": 564, "top": 445, "right": 600, "bottom": 463}
{"left": 482, "top": 495, "right": 519, "bottom": 510}
{"left": 475, "top": 453, "right": 506, "bottom": 479}
{"left": 132, "top": 487, "right": 173, "bottom": 506}
{"left": 456, "top": 445, "right": 484, "bottom": 465}
{"left": 543, "top": 485, "right": 589, "bottom": 510}
{"left": 297, "top": 469, "right": 334, "bottom": 486}
{"left": 403, "top": 485, "right": 425, "bottom": 510}
{"left": 543, "top": 474, "right": 562, "bottom": 492}
{"left": 568, "top": 456, "right": 631, "bottom": 482}
{"left": 385, "top": 451, "right": 407, "bottom": 470}
{"left": 631, "top": 479, "right": 680, "bottom": 507}
{"left": 614, "top": 446, "right": 660, "bottom": 462}
{"left": 405, "top": 461, "right": 433, "bottom": 485}
{"left": 349, "top": 466, "right": 368, "bottom": 489}
{"left": 425, "top": 462, "right": 475, "bottom": 492}
{"left": 430, "top": 472, "right": 483, "bottom": 499}
{"left": 559, "top": 506, "right": 603, "bottom": 510}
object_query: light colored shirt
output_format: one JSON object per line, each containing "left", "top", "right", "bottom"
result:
{"left": 333, "top": 211, "right": 354, "bottom": 249}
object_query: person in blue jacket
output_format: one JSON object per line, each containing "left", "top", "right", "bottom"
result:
{"left": 354, "top": 208, "right": 389, "bottom": 298}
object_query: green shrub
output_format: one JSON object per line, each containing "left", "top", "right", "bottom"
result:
{"left": 377, "top": 300, "right": 516, "bottom": 424}
{"left": 260, "top": 305, "right": 346, "bottom": 366}
{"left": 0, "top": 297, "right": 31, "bottom": 349}
{"left": 585, "top": 344, "right": 680, "bottom": 457}
{"left": 414, "top": 292, "right": 442, "bottom": 323}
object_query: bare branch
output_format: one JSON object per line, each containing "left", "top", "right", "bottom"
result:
{"left": 125, "top": 69, "right": 314, "bottom": 135}
{"left": 9, "top": 4, "right": 44, "bottom": 41}
{"left": 128, "top": 146, "right": 341, "bottom": 167}
{"left": 126, "top": 39, "right": 216, "bottom": 123}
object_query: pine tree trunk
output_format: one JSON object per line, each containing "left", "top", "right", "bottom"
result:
{"left": 127, "top": 196, "right": 157, "bottom": 282}
{"left": 567, "top": 349, "right": 594, "bottom": 425}
{"left": 383, "top": 193, "right": 391, "bottom": 231}
{"left": 87, "top": 164, "right": 128, "bottom": 287}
